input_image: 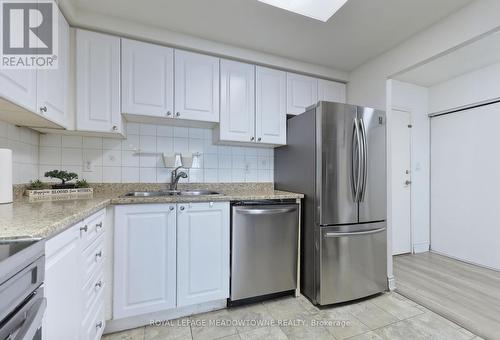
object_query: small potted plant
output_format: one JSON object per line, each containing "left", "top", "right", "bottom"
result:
{"left": 44, "top": 170, "right": 79, "bottom": 189}
{"left": 28, "top": 179, "right": 47, "bottom": 190}
{"left": 75, "top": 179, "right": 89, "bottom": 188}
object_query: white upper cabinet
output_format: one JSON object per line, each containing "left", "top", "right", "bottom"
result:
{"left": 113, "top": 204, "right": 177, "bottom": 319}
{"left": 286, "top": 72, "right": 318, "bottom": 115}
{"left": 256, "top": 66, "right": 286, "bottom": 145}
{"left": 177, "top": 202, "right": 230, "bottom": 307}
{"left": 220, "top": 59, "right": 255, "bottom": 143}
{"left": 76, "top": 29, "right": 122, "bottom": 134}
{"left": 0, "top": 69, "right": 37, "bottom": 113}
{"left": 37, "top": 9, "right": 70, "bottom": 128}
{"left": 121, "top": 39, "right": 174, "bottom": 118}
{"left": 174, "top": 50, "right": 220, "bottom": 122}
{"left": 317, "top": 79, "right": 346, "bottom": 103}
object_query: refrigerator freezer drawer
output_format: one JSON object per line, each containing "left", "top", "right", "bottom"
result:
{"left": 318, "top": 224, "right": 387, "bottom": 305}
{"left": 231, "top": 204, "right": 298, "bottom": 301}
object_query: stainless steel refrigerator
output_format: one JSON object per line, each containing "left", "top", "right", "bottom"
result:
{"left": 275, "top": 101, "right": 387, "bottom": 305}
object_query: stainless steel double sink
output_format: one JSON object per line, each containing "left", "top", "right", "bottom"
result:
{"left": 121, "top": 189, "right": 221, "bottom": 197}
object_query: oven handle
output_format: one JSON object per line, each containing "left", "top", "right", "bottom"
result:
{"left": 234, "top": 206, "right": 297, "bottom": 215}
{"left": 13, "top": 297, "right": 46, "bottom": 340}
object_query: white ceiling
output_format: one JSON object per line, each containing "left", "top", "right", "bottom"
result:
{"left": 68, "top": 0, "right": 473, "bottom": 72}
{"left": 395, "top": 30, "right": 500, "bottom": 87}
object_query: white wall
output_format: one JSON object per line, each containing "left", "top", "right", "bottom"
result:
{"left": 348, "top": 0, "right": 500, "bottom": 110}
{"left": 38, "top": 123, "right": 274, "bottom": 184}
{"left": 0, "top": 120, "right": 39, "bottom": 184}
{"left": 429, "top": 61, "right": 500, "bottom": 113}
{"left": 390, "top": 80, "right": 430, "bottom": 253}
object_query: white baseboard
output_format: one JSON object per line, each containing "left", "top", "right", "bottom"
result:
{"left": 104, "top": 299, "right": 226, "bottom": 334}
{"left": 387, "top": 276, "right": 396, "bottom": 291}
{"left": 413, "top": 242, "right": 430, "bottom": 254}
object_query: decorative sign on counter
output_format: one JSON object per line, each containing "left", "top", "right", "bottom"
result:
{"left": 26, "top": 188, "right": 94, "bottom": 198}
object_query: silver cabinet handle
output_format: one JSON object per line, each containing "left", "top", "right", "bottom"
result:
{"left": 325, "top": 227, "right": 386, "bottom": 238}
{"left": 166, "top": 111, "right": 172, "bottom": 116}
{"left": 112, "top": 125, "right": 118, "bottom": 131}
{"left": 96, "top": 321, "right": 103, "bottom": 329}
{"left": 405, "top": 180, "right": 412, "bottom": 185}
{"left": 95, "top": 280, "right": 103, "bottom": 289}
{"left": 257, "top": 137, "right": 262, "bottom": 142}
{"left": 235, "top": 207, "right": 297, "bottom": 215}
{"left": 169, "top": 206, "right": 175, "bottom": 211}
{"left": 176, "top": 112, "right": 181, "bottom": 117}
{"left": 96, "top": 222, "right": 103, "bottom": 230}
{"left": 95, "top": 250, "right": 102, "bottom": 261}
{"left": 179, "top": 206, "right": 185, "bottom": 211}
{"left": 39, "top": 106, "right": 47, "bottom": 113}
{"left": 80, "top": 225, "right": 88, "bottom": 232}
{"left": 250, "top": 137, "right": 255, "bottom": 141}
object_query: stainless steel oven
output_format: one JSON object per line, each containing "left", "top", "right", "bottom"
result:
{"left": 0, "top": 239, "right": 46, "bottom": 340}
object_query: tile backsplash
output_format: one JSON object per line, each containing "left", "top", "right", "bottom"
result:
{"left": 38, "top": 123, "right": 274, "bottom": 184}
{"left": 0, "top": 120, "right": 39, "bottom": 184}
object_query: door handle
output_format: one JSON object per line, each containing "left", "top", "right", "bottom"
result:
{"left": 359, "top": 118, "right": 368, "bottom": 202}
{"left": 235, "top": 207, "right": 297, "bottom": 215}
{"left": 352, "top": 118, "right": 363, "bottom": 203}
{"left": 325, "top": 227, "right": 386, "bottom": 238}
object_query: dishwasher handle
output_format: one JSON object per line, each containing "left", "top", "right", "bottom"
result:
{"left": 234, "top": 206, "right": 297, "bottom": 215}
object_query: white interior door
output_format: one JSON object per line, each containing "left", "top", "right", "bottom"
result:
{"left": 391, "top": 109, "right": 412, "bottom": 255}
{"left": 431, "top": 102, "right": 500, "bottom": 270}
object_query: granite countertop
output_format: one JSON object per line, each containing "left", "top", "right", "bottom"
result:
{"left": 1, "top": 183, "right": 303, "bottom": 240}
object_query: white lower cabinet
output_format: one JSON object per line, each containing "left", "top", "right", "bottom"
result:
{"left": 43, "top": 209, "right": 107, "bottom": 340}
{"left": 177, "top": 202, "right": 230, "bottom": 307}
{"left": 113, "top": 204, "right": 177, "bottom": 319}
{"left": 113, "top": 202, "right": 230, "bottom": 320}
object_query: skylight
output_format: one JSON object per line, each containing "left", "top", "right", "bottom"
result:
{"left": 257, "top": 0, "right": 349, "bottom": 22}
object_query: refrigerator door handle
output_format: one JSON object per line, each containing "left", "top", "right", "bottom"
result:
{"left": 352, "top": 118, "right": 363, "bottom": 202}
{"left": 359, "top": 118, "right": 368, "bottom": 202}
{"left": 324, "top": 227, "right": 386, "bottom": 238}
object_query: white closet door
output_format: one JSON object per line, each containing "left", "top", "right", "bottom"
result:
{"left": 431, "top": 102, "right": 500, "bottom": 270}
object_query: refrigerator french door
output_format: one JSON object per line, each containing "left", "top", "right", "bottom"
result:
{"left": 275, "top": 101, "right": 387, "bottom": 306}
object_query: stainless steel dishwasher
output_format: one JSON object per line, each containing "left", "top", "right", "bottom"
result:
{"left": 230, "top": 200, "right": 299, "bottom": 303}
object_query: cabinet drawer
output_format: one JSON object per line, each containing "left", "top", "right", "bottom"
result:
{"left": 79, "top": 209, "right": 105, "bottom": 250}
{"left": 82, "top": 234, "right": 105, "bottom": 286}
{"left": 82, "top": 269, "right": 104, "bottom": 314}
{"left": 81, "top": 296, "right": 105, "bottom": 340}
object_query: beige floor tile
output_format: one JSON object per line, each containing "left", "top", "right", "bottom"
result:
{"left": 103, "top": 327, "right": 145, "bottom": 340}
{"left": 370, "top": 293, "right": 425, "bottom": 320}
{"left": 144, "top": 317, "right": 192, "bottom": 340}
{"left": 190, "top": 309, "right": 238, "bottom": 340}
{"left": 218, "top": 335, "right": 242, "bottom": 340}
{"left": 313, "top": 306, "right": 369, "bottom": 339}
{"left": 296, "top": 295, "right": 321, "bottom": 315}
{"left": 346, "top": 331, "right": 384, "bottom": 340}
{"left": 344, "top": 300, "right": 398, "bottom": 329}
{"left": 263, "top": 296, "right": 310, "bottom": 320}
{"left": 280, "top": 320, "right": 334, "bottom": 340}
{"left": 227, "top": 302, "right": 276, "bottom": 333}
{"left": 239, "top": 327, "right": 288, "bottom": 340}
{"left": 404, "top": 312, "right": 476, "bottom": 340}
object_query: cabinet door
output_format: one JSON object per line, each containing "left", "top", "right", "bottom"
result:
{"left": 174, "top": 50, "right": 219, "bottom": 122}
{"left": 0, "top": 69, "right": 36, "bottom": 112}
{"left": 220, "top": 59, "right": 255, "bottom": 143}
{"left": 256, "top": 66, "right": 286, "bottom": 145}
{"left": 114, "top": 204, "right": 177, "bottom": 319}
{"left": 177, "top": 202, "right": 230, "bottom": 307}
{"left": 76, "top": 29, "right": 122, "bottom": 133}
{"left": 318, "top": 79, "right": 346, "bottom": 103}
{"left": 36, "top": 9, "right": 69, "bottom": 128}
{"left": 286, "top": 72, "right": 318, "bottom": 115}
{"left": 43, "top": 223, "right": 81, "bottom": 340}
{"left": 122, "top": 39, "right": 174, "bottom": 117}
